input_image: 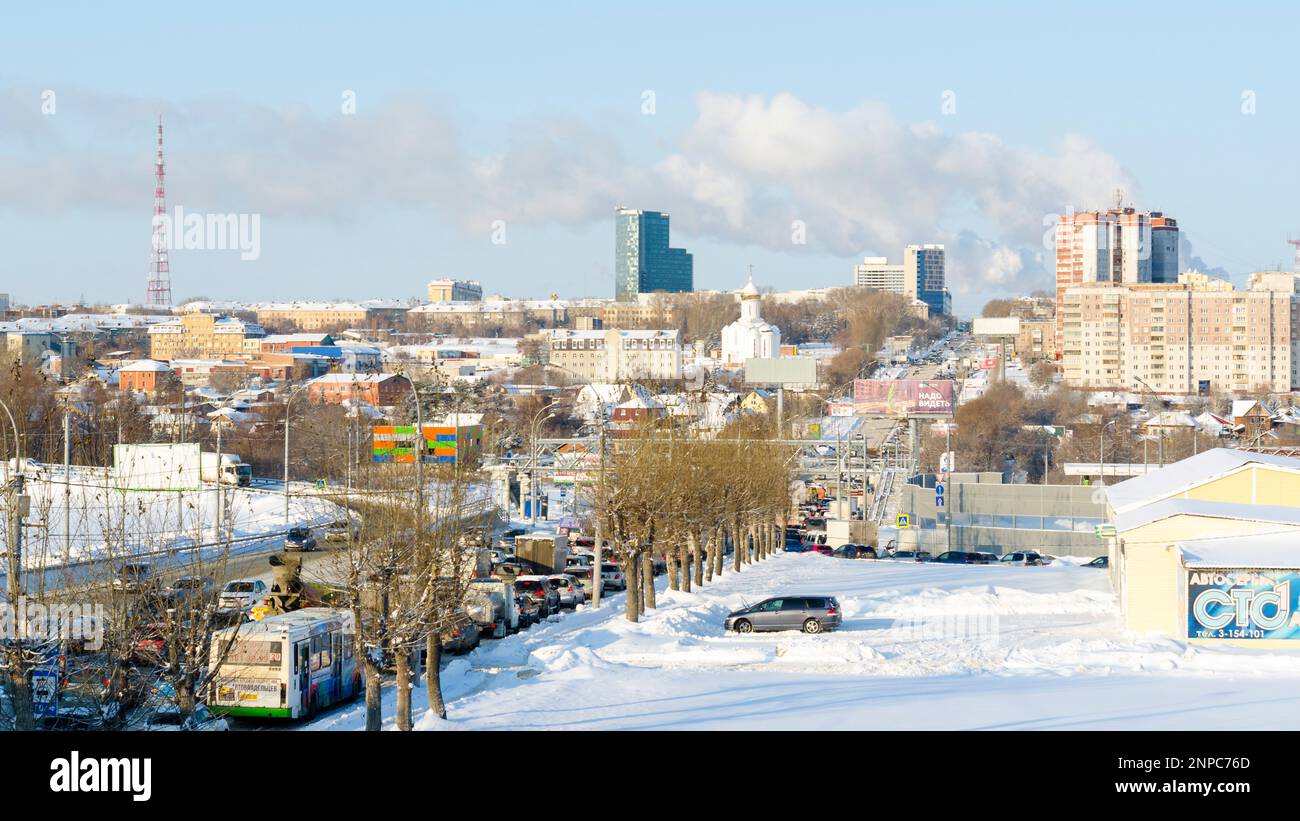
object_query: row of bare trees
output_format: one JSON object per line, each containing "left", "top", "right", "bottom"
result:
{"left": 591, "top": 419, "right": 797, "bottom": 623}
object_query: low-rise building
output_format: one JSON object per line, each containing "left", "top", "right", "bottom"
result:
{"left": 119, "top": 359, "right": 175, "bottom": 394}
{"left": 306, "top": 372, "right": 413, "bottom": 406}
{"left": 1107, "top": 448, "right": 1300, "bottom": 646}
{"left": 545, "top": 328, "right": 681, "bottom": 383}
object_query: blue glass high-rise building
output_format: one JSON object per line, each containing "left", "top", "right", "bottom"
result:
{"left": 614, "top": 208, "right": 693, "bottom": 301}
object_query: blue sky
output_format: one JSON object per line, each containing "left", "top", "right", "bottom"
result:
{"left": 2, "top": 1, "right": 1297, "bottom": 313}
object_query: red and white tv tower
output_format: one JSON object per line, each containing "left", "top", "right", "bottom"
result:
{"left": 145, "top": 116, "right": 173, "bottom": 308}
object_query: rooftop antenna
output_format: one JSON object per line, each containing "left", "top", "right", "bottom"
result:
{"left": 1113, "top": 188, "right": 1125, "bottom": 209}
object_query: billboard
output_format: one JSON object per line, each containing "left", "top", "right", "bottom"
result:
{"left": 373, "top": 424, "right": 481, "bottom": 464}
{"left": 373, "top": 425, "right": 454, "bottom": 464}
{"left": 744, "top": 356, "right": 817, "bottom": 386}
{"left": 113, "top": 443, "right": 202, "bottom": 491}
{"left": 853, "top": 379, "right": 955, "bottom": 417}
{"left": 1188, "top": 568, "right": 1300, "bottom": 640}
{"left": 972, "top": 316, "right": 1020, "bottom": 337}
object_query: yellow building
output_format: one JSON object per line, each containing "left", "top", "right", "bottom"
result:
{"left": 148, "top": 313, "right": 266, "bottom": 361}
{"left": 1108, "top": 449, "right": 1300, "bottom": 647}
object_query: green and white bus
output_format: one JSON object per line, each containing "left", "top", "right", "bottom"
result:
{"left": 207, "top": 608, "right": 360, "bottom": 719}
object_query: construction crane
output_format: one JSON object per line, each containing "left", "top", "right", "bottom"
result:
{"left": 1288, "top": 237, "right": 1300, "bottom": 272}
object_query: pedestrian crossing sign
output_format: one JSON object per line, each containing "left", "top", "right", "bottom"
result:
{"left": 896, "top": 514, "right": 910, "bottom": 528}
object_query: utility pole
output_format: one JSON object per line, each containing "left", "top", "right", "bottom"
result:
{"left": 214, "top": 422, "right": 223, "bottom": 546}
{"left": 1, "top": 395, "right": 33, "bottom": 730}
{"left": 592, "top": 411, "right": 606, "bottom": 607}
{"left": 63, "top": 407, "right": 71, "bottom": 560}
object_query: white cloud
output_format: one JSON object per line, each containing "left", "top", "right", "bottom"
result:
{"left": 0, "top": 86, "right": 1151, "bottom": 299}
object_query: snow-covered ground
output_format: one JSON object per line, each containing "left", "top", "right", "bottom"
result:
{"left": 306, "top": 553, "right": 1300, "bottom": 730}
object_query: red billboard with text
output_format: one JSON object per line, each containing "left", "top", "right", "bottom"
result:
{"left": 853, "top": 379, "right": 955, "bottom": 417}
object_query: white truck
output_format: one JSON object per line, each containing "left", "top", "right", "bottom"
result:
{"left": 201, "top": 452, "right": 252, "bottom": 486}
{"left": 465, "top": 578, "right": 520, "bottom": 639}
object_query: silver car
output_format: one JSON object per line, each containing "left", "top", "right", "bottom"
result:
{"left": 725, "top": 596, "right": 842, "bottom": 635}
{"left": 545, "top": 573, "right": 585, "bottom": 607}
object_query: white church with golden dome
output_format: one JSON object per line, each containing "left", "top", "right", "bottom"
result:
{"left": 721, "top": 267, "right": 781, "bottom": 366}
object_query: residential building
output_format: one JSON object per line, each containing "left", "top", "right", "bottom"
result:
{"left": 253, "top": 301, "right": 407, "bottom": 332}
{"left": 1015, "top": 319, "right": 1058, "bottom": 362}
{"left": 720, "top": 271, "right": 781, "bottom": 366}
{"left": 1061, "top": 272, "right": 1299, "bottom": 395}
{"left": 306, "top": 372, "right": 413, "bottom": 406}
{"left": 614, "top": 208, "right": 693, "bottom": 301}
{"left": 602, "top": 298, "right": 671, "bottom": 328}
{"left": 118, "top": 359, "right": 175, "bottom": 394}
{"left": 148, "top": 313, "right": 266, "bottom": 361}
{"left": 546, "top": 328, "right": 682, "bottom": 383}
{"left": 1055, "top": 205, "right": 1178, "bottom": 345}
{"left": 169, "top": 358, "right": 249, "bottom": 387}
{"left": 426, "top": 279, "right": 483, "bottom": 303}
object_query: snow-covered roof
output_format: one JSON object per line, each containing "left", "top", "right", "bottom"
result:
{"left": 1143, "top": 411, "right": 1198, "bottom": 429}
{"left": 120, "top": 359, "right": 172, "bottom": 373}
{"left": 1117, "top": 498, "right": 1300, "bottom": 533}
{"left": 1231, "top": 399, "right": 1274, "bottom": 418}
{"left": 1179, "top": 532, "right": 1300, "bottom": 569}
{"left": 1106, "top": 448, "right": 1300, "bottom": 514}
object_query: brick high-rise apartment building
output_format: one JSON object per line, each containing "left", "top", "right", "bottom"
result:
{"left": 1054, "top": 205, "right": 1178, "bottom": 350}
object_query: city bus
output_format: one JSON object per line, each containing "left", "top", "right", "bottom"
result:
{"left": 207, "top": 608, "right": 360, "bottom": 719}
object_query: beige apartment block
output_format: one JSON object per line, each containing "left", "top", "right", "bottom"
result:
{"left": 1062, "top": 272, "right": 1300, "bottom": 395}
{"left": 546, "top": 328, "right": 681, "bottom": 383}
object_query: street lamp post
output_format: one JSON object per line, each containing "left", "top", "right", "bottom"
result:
{"left": 282, "top": 384, "right": 306, "bottom": 528}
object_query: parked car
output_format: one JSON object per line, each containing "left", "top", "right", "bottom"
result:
{"left": 600, "top": 562, "right": 626, "bottom": 591}
{"left": 931, "top": 551, "right": 994, "bottom": 564}
{"left": 564, "top": 565, "right": 596, "bottom": 596}
{"left": 999, "top": 551, "right": 1051, "bottom": 566}
{"left": 514, "top": 593, "right": 541, "bottom": 627}
{"left": 441, "top": 611, "right": 481, "bottom": 654}
{"left": 545, "top": 574, "right": 585, "bottom": 607}
{"left": 887, "top": 550, "right": 931, "bottom": 562}
{"left": 514, "top": 576, "right": 561, "bottom": 617}
{"left": 111, "top": 562, "right": 154, "bottom": 593}
{"left": 1085, "top": 555, "right": 1109, "bottom": 569}
{"left": 218, "top": 578, "right": 267, "bottom": 614}
{"left": 500, "top": 528, "right": 527, "bottom": 540}
{"left": 811, "top": 544, "right": 834, "bottom": 556}
{"left": 975, "top": 552, "right": 1000, "bottom": 564}
{"left": 783, "top": 541, "right": 811, "bottom": 553}
{"left": 831, "top": 543, "right": 876, "bottom": 559}
{"left": 166, "top": 575, "right": 216, "bottom": 610}
{"left": 283, "top": 526, "right": 317, "bottom": 552}
{"left": 492, "top": 561, "right": 528, "bottom": 580}
{"left": 725, "top": 596, "right": 842, "bottom": 634}
{"left": 323, "top": 518, "right": 360, "bottom": 543}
